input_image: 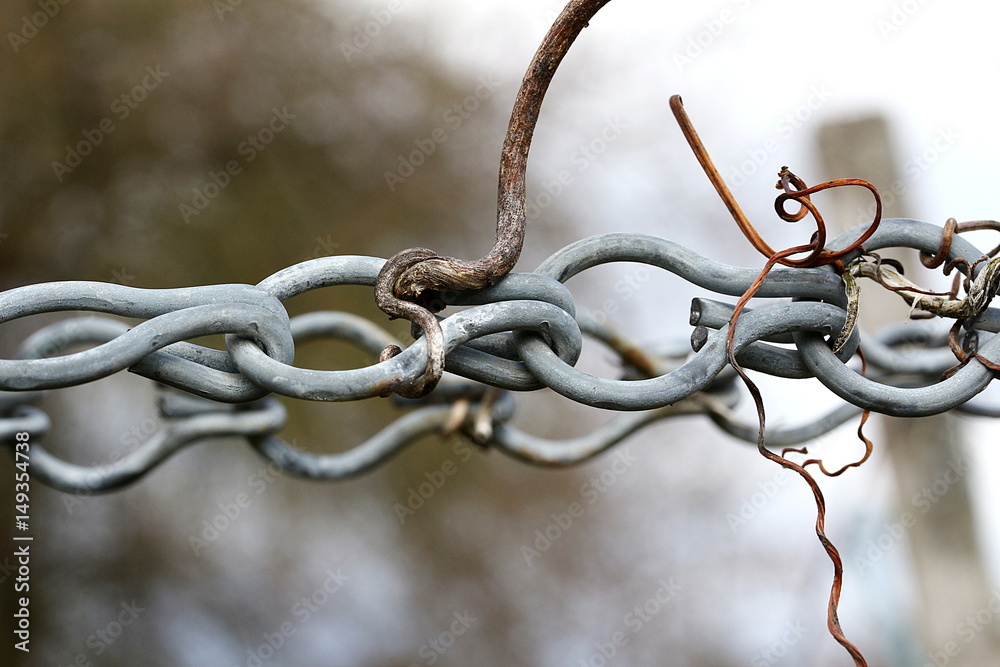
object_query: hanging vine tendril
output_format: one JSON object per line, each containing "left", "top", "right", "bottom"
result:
{"left": 670, "top": 94, "right": 880, "bottom": 667}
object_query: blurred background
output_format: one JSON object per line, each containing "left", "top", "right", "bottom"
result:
{"left": 2, "top": 0, "right": 1000, "bottom": 664}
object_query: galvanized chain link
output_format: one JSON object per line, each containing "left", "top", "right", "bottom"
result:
{"left": 3, "top": 217, "right": 999, "bottom": 493}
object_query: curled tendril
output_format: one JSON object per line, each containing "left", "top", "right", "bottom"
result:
{"left": 772, "top": 167, "right": 883, "bottom": 269}
{"left": 668, "top": 96, "right": 882, "bottom": 271}
{"left": 671, "top": 94, "right": 875, "bottom": 667}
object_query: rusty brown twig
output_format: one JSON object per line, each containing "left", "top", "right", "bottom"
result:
{"left": 671, "top": 94, "right": 875, "bottom": 667}
{"left": 374, "top": 0, "right": 612, "bottom": 397}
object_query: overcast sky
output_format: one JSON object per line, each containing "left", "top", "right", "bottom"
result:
{"left": 409, "top": 0, "right": 998, "bottom": 222}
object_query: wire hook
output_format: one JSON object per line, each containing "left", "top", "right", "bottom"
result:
{"left": 374, "top": 0, "right": 613, "bottom": 397}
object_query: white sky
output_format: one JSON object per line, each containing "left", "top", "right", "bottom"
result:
{"left": 411, "top": 0, "right": 1000, "bottom": 221}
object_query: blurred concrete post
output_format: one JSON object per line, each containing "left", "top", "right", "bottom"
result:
{"left": 816, "top": 117, "right": 1000, "bottom": 663}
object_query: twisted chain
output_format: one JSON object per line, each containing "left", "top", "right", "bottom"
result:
{"left": 2, "top": 217, "right": 998, "bottom": 495}
{"left": 7, "top": 1, "right": 1000, "bottom": 662}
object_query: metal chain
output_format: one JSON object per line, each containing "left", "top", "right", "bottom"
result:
{"left": 10, "top": 2, "right": 997, "bottom": 664}
{"left": 2, "top": 217, "right": 999, "bottom": 494}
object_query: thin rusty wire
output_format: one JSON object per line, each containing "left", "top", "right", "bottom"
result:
{"left": 783, "top": 349, "right": 875, "bottom": 477}
{"left": 669, "top": 96, "right": 880, "bottom": 270}
{"left": 915, "top": 218, "right": 1000, "bottom": 328}
{"left": 670, "top": 94, "right": 875, "bottom": 667}
{"left": 921, "top": 217, "right": 1000, "bottom": 268}
{"left": 944, "top": 318, "right": 1000, "bottom": 376}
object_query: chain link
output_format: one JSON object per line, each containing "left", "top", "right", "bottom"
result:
{"left": 1, "top": 217, "right": 997, "bottom": 493}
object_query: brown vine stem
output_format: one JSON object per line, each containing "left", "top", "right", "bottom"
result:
{"left": 374, "top": 0, "right": 612, "bottom": 397}
{"left": 671, "top": 94, "right": 876, "bottom": 666}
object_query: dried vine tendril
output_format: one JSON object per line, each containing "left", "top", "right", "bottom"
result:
{"left": 844, "top": 218, "right": 1000, "bottom": 377}
{"left": 671, "top": 94, "right": 878, "bottom": 667}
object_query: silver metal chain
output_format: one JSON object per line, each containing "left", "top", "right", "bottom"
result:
{"left": 3, "top": 217, "right": 999, "bottom": 493}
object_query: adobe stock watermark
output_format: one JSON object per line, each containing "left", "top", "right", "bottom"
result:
{"left": 188, "top": 460, "right": 284, "bottom": 556}
{"left": 307, "top": 234, "right": 341, "bottom": 259}
{"left": 110, "top": 267, "right": 137, "bottom": 286}
{"left": 750, "top": 619, "right": 809, "bottom": 666}
{"left": 213, "top": 0, "right": 247, "bottom": 21}
{"left": 588, "top": 261, "right": 650, "bottom": 327}
{"left": 7, "top": 0, "right": 71, "bottom": 54}
{"left": 234, "top": 568, "right": 349, "bottom": 667}
{"left": 51, "top": 64, "right": 170, "bottom": 182}
{"left": 877, "top": 0, "right": 931, "bottom": 40}
{"left": 673, "top": 0, "right": 754, "bottom": 73}
{"left": 578, "top": 578, "right": 682, "bottom": 667}
{"left": 922, "top": 590, "right": 1000, "bottom": 667}
{"left": 0, "top": 555, "right": 18, "bottom": 589}
{"left": 56, "top": 600, "right": 145, "bottom": 667}
{"left": 854, "top": 456, "right": 969, "bottom": 572}
{"left": 340, "top": 0, "right": 407, "bottom": 62}
{"left": 725, "top": 466, "right": 794, "bottom": 533}
{"left": 10, "top": 320, "right": 165, "bottom": 513}
{"left": 729, "top": 84, "right": 834, "bottom": 191}
{"left": 383, "top": 75, "right": 501, "bottom": 191}
{"left": 524, "top": 115, "right": 629, "bottom": 225}
{"left": 62, "top": 413, "right": 163, "bottom": 514}
{"left": 392, "top": 440, "right": 474, "bottom": 524}
{"left": 178, "top": 106, "right": 296, "bottom": 223}
{"left": 407, "top": 610, "right": 478, "bottom": 667}
{"left": 519, "top": 447, "right": 637, "bottom": 566}
{"left": 855, "top": 125, "right": 959, "bottom": 222}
